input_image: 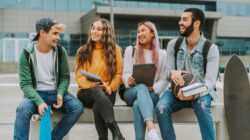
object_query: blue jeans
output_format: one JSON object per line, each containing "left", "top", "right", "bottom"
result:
{"left": 155, "top": 90, "right": 215, "bottom": 140}
{"left": 124, "top": 84, "right": 159, "bottom": 140}
{"left": 14, "top": 90, "right": 84, "bottom": 140}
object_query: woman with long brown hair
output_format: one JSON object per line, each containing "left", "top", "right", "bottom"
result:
{"left": 75, "top": 18, "right": 124, "bottom": 140}
{"left": 122, "top": 21, "right": 168, "bottom": 140}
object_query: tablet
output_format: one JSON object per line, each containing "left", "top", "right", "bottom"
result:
{"left": 80, "top": 69, "right": 104, "bottom": 85}
{"left": 132, "top": 64, "right": 156, "bottom": 87}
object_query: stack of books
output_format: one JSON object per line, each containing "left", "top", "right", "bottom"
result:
{"left": 180, "top": 83, "right": 208, "bottom": 97}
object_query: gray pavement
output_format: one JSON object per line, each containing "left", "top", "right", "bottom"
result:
{"left": 0, "top": 73, "right": 225, "bottom": 140}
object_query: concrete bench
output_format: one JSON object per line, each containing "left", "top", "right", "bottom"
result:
{"left": 30, "top": 102, "right": 227, "bottom": 140}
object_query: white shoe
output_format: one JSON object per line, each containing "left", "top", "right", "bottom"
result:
{"left": 148, "top": 128, "right": 161, "bottom": 140}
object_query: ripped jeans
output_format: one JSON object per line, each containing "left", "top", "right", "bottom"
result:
{"left": 155, "top": 90, "right": 215, "bottom": 140}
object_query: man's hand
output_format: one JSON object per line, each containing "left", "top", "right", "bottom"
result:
{"left": 127, "top": 76, "right": 136, "bottom": 86}
{"left": 38, "top": 103, "right": 48, "bottom": 115}
{"left": 170, "top": 70, "right": 187, "bottom": 86}
{"left": 177, "top": 91, "right": 194, "bottom": 101}
{"left": 53, "top": 94, "right": 63, "bottom": 109}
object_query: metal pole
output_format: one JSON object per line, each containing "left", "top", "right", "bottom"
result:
{"left": 110, "top": 0, "right": 114, "bottom": 28}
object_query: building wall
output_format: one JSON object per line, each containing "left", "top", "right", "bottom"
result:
{"left": 0, "top": 8, "right": 85, "bottom": 34}
{"left": 217, "top": 16, "right": 250, "bottom": 38}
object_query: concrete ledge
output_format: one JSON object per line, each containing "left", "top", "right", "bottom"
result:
{"left": 30, "top": 103, "right": 227, "bottom": 140}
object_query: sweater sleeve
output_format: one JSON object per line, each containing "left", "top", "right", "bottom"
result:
{"left": 122, "top": 46, "right": 134, "bottom": 88}
{"left": 75, "top": 48, "right": 96, "bottom": 90}
{"left": 108, "top": 46, "right": 123, "bottom": 92}
{"left": 152, "top": 50, "right": 169, "bottom": 94}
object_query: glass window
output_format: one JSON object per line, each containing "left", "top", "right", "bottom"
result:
{"left": 138, "top": 2, "right": 149, "bottom": 9}
{"left": 56, "top": 0, "right": 68, "bottom": 11}
{"left": 0, "top": 0, "right": 16, "bottom": 8}
{"left": 115, "top": 1, "right": 126, "bottom": 8}
{"left": 30, "top": 0, "right": 42, "bottom": 10}
{"left": 68, "top": 0, "right": 80, "bottom": 12}
{"left": 81, "top": 0, "right": 92, "bottom": 12}
{"left": 16, "top": 0, "right": 29, "bottom": 9}
{"left": 3, "top": 39, "right": 15, "bottom": 62}
{"left": 217, "top": 37, "right": 250, "bottom": 56}
{"left": 150, "top": 2, "right": 160, "bottom": 9}
{"left": 43, "top": 0, "right": 55, "bottom": 10}
{"left": 126, "top": 1, "right": 137, "bottom": 8}
{"left": 217, "top": 2, "right": 250, "bottom": 17}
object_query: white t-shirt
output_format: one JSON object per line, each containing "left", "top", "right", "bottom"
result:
{"left": 35, "top": 46, "right": 56, "bottom": 90}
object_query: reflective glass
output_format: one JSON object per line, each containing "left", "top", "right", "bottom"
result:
{"left": 4, "top": 39, "right": 15, "bottom": 62}
{"left": 30, "top": 0, "right": 42, "bottom": 10}
{"left": 69, "top": 0, "right": 81, "bottom": 12}
{"left": 56, "top": 0, "right": 68, "bottom": 11}
{"left": 43, "top": 0, "right": 55, "bottom": 10}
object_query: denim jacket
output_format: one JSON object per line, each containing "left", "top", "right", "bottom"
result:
{"left": 174, "top": 34, "right": 219, "bottom": 101}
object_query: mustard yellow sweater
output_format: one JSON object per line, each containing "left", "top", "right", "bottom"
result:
{"left": 75, "top": 43, "right": 123, "bottom": 93}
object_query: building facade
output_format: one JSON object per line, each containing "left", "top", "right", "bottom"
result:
{"left": 0, "top": 0, "right": 250, "bottom": 62}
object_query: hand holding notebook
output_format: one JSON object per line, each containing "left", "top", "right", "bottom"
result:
{"left": 132, "top": 64, "right": 156, "bottom": 87}
{"left": 80, "top": 69, "right": 104, "bottom": 85}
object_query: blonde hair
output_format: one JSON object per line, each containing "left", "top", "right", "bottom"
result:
{"left": 54, "top": 24, "right": 65, "bottom": 31}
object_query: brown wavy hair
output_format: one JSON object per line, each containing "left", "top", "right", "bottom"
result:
{"left": 76, "top": 18, "right": 117, "bottom": 82}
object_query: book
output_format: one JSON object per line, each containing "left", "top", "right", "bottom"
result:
{"left": 80, "top": 69, "right": 104, "bottom": 85}
{"left": 132, "top": 64, "right": 156, "bottom": 87}
{"left": 180, "top": 82, "right": 208, "bottom": 97}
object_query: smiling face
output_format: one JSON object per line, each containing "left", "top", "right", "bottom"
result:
{"left": 90, "top": 20, "right": 104, "bottom": 43}
{"left": 40, "top": 25, "right": 61, "bottom": 47}
{"left": 137, "top": 24, "right": 154, "bottom": 46}
{"left": 178, "top": 12, "right": 195, "bottom": 37}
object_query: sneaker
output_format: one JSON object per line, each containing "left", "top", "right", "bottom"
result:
{"left": 148, "top": 128, "right": 161, "bottom": 140}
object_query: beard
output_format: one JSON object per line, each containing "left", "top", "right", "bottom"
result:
{"left": 179, "top": 21, "right": 194, "bottom": 37}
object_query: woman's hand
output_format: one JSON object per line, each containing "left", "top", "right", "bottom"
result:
{"left": 148, "top": 87, "right": 154, "bottom": 93}
{"left": 99, "top": 83, "right": 112, "bottom": 95}
{"left": 127, "top": 76, "right": 136, "bottom": 86}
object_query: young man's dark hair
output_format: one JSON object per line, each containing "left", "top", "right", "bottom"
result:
{"left": 184, "top": 8, "right": 205, "bottom": 29}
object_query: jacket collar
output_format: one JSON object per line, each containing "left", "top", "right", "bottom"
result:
{"left": 25, "top": 41, "right": 57, "bottom": 54}
{"left": 180, "top": 33, "right": 206, "bottom": 53}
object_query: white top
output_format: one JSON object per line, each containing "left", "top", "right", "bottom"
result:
{"left": 122, "top": 46, "right": 168, "bottom": 94}
{"left": 35, "top": 46, "right": 56, "bottom": 90}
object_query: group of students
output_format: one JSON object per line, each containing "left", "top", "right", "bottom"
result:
{"left": 14, "top": 8, "right": 219, "bottom": 140}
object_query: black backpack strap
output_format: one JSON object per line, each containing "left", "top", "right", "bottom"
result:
{"left": 57, "top": 45, "right": 63, "bottom": 59}
{"left": 174, "top": 37, "right": 184, "bottom": 69}
{"left": 132, "top": 46, "right": 135, "bottom": 57}
{"left": 23, "top": 49, "right": 30, "bottom": 63}
{"left": 202, "top": 39, "right": 212, "bottom": 74}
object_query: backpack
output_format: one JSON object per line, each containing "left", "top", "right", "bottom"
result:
{"left": 118, "top": 46, "right": 135, "bottom": 100}
{"left": 173, "top": 37, "right": 212, "bottom": 74}
{"left": 172, "top": 37, "right": 220, "bottom": 90}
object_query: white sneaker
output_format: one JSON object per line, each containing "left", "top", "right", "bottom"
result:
{"left": 148, "top": 128, "right": 161, "bottom": 140}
